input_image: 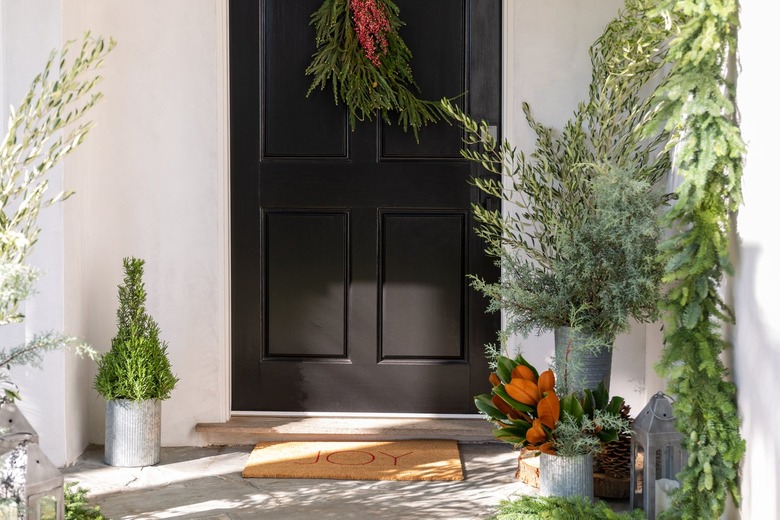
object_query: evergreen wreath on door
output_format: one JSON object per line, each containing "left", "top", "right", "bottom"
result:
{"left": 305, "top": 0, "right": 449, "bottom": 140}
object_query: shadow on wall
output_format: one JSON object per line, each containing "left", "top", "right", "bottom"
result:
{"left": 735, "top": 244, "right": 780, "bottom": 520}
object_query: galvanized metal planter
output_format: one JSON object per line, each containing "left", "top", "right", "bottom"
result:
{"left": 539, "top": 452, "right": 594, "bottom": 499}
{"left": 554, "top": 326, "right": 613, "bottom": 393}
{"left": 105, "top": 399, "right": 161, "bottom": 467}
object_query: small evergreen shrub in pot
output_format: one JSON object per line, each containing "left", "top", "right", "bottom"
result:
{"left": 94, "top": 257, "right": 178, "bottom": 467}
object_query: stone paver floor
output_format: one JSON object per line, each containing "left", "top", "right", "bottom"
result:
{"left": 62, "top": 443, "right": 538, "bottom": 519}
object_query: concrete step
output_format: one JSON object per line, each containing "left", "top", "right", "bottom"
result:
{"left": 196, "top": 416, "right": 499, "bottom": 446}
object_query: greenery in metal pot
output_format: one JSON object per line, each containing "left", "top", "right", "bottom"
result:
{"left": 475, "top": 354, "right": 630, "bottom": 457}
{"left": 442, "top": 0, "right": 672, "bottom": 352}
{"left": 94, "top": 257, "right": 178, "bottom": 401}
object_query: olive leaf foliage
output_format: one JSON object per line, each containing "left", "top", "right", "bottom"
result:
{"left": 0, "top": 34, "right": 114, "bottom": 397}
{"left": 442, "top": 0, "right": 672, "bottom": 344}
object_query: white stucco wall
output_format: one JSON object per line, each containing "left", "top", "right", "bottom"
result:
{"left": 3, "top": 0, "right": 229, "bottom": 465}
{"left": 735, "top": 1, "right": 780, "bottom": 518}
{"left": 502, "top": 0, "right": 653, "bottom": 413}
{"left": 0, "top": 0, "right": 88, "bottom": 468}
{"left": 60, "top": 0, "right": 231, "bottom": 450}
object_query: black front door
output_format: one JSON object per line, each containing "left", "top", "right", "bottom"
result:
{"left": 230, "top": 0, "right": 501, "bottom": 413}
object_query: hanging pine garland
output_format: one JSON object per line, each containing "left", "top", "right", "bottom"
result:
{"left": 643, "top": 0, "right": 746, "bottom": 518}
{"left": 305, "top": 0, "right": 448, "bottom": 139}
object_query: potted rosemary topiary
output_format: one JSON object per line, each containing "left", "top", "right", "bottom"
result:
{"left": 94, "top": 257, "right": 178, "bottom": 467}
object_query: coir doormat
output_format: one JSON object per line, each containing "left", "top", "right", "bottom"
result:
{"left": 242, "top": 440, "right": 463, "bottom": 481}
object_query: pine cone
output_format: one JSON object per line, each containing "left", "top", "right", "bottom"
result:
{"left": 597, "top": 403, "right": 632, "bottom": 479}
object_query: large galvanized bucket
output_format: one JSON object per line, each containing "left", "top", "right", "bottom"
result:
{"left": 539, "top": 452, "right": 594, "bottom": 499}
{"left": 554, "top": 326, "right": 613, "bottom": 394}
{"left": 105, "top": 399, "right": 161, "bottom": 467}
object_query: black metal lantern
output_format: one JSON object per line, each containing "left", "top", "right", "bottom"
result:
{"left": 630, "top": 391, "right": 687, "bottom": 519}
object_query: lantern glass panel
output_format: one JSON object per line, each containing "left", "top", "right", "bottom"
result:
{"left": 0, "top": 501, "right": 18, "bottom": 519}
{"left": 632, "top": 444, "right": 645, "bottom": 501}
{"left": 37, "top": 494, "right": 58, "bottom": 520}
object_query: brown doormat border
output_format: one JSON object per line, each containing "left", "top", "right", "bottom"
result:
{"left": 242, "top": 439, "right": 464, "bottom": 481}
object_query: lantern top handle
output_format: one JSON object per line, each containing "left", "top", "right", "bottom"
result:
{"left": 649, "top": 391, "right": 676, "bottom": 421}
{"left": 0, "top": 431, "right": 37, "bottom": 444}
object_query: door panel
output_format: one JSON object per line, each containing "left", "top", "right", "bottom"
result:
{"left": 380, "top": 212, "right": 465, "bottom": 360}
{"left": 265, "top": 211, "right": 349, "bottom": 359}
{"left": 230, "top": 0, "right": 501, "bottom": 413}
{"left": 262, "top": 0, "right": 349, "bottom": 158}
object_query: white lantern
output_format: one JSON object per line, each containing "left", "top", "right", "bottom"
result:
{"left": 0, "top": 403, "right": 39, "bottom": 444}
{"left": 630, "top": 392, "right": 688, "bottom": 520}
{"left": 0, "top": 434, "right": 64, "bottom": 520}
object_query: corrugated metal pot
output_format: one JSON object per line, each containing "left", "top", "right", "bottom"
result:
{"left": 554, "top": 326, "right": 613, "bottom": 393}
{"left": 105, "top": 399, "right": 161, "bottom": 467}
{"left": 540, "top": 452, "right": 594, "bottom": 499}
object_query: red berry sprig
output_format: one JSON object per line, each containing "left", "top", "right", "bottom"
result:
{"left": 350, "top": 0, "right": 391, "bottom": 68}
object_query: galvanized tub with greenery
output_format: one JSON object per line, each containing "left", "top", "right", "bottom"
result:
{"left": 94, "top": 257, "right": 178, "bottom": 467}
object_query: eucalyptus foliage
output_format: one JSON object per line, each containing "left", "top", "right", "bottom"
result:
{"left": 466, "top": 165, "right": 663, "bottom": 343}
{"left": 441, "top": 0, "right": 671, "bottom": 347}
{"left": 0, "top": 34, "right": 113, "bottom": 394}
{"left": 306, "top": 0, "right": 447, "bottom": 140}
{"left": 94, "top": 258, "right": 178, "bottom": 401}
{"left": 641, "top": 0, "right": 746, "bottom": 517}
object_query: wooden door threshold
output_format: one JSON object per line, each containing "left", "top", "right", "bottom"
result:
{"left": 195, "top": 416, "right": 498, "bottom": 446}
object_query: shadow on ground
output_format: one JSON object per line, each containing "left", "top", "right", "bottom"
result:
{"left": 62, "top": 444, "right": 532, "bottom": 520}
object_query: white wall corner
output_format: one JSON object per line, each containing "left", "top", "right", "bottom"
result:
{"left": 1, "top": 0, "right": 85, "bottom": 468}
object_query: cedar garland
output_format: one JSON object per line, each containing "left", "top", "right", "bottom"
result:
{"left": 305, "top": 0, "right": 448, "bottom": 140}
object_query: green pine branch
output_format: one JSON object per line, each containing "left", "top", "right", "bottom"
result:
{"left": 94, "top": 257, "right": 178, "bottom": 401}
{"left": 646, "top": 0, "right": 746, "bottom": 518}
{"left": 305, "top": 0, "right": 449, "bottom": 141}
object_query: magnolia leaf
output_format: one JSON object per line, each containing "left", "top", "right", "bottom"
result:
{"left": 597, "top": 429, "right": 619, "bottom": 443}
{"left": 538, "top": 442, "right": 557, "bottom": 455}
{"left": 538, "top": 369, "right": 555, "bottom": 395}
{"left": 537, "top": 392, "right": 560, "bottom": 429}
{"left": 582, "top": 389, "right": 595, "bottom": 418}
{"left": 511, "top": 364, "right": 537, "bottom": 383}
{"left": 525, "top": 419, "right": 548, "bottom": 445}
{"left": 493, "top": 427, "right": 526, "bottom": 446}
{"left": 474, "top": 394, "right": 504, "bottom": 421}
{"left": 513, "top": 353, "right": 540, "bottom": 380}
{"left": 496, "top": 355, "right": 518, "bottom": 384}
{"left": 492, "top": 385, "right": 535, "bottom": 414}
{"left": 492, "top": 394, "right": 521, "bottom": 418}
{"left": 605, "top": 396, "right": 625, "bottom": 416}
{"left": 593, "top": 381, "right": 609, "bottom": 410}
{"left": 505, "top": 379, "right": 541, "bottom": 406}
{"left": 560, "top": 393, "right": 584, "bottom": 423}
